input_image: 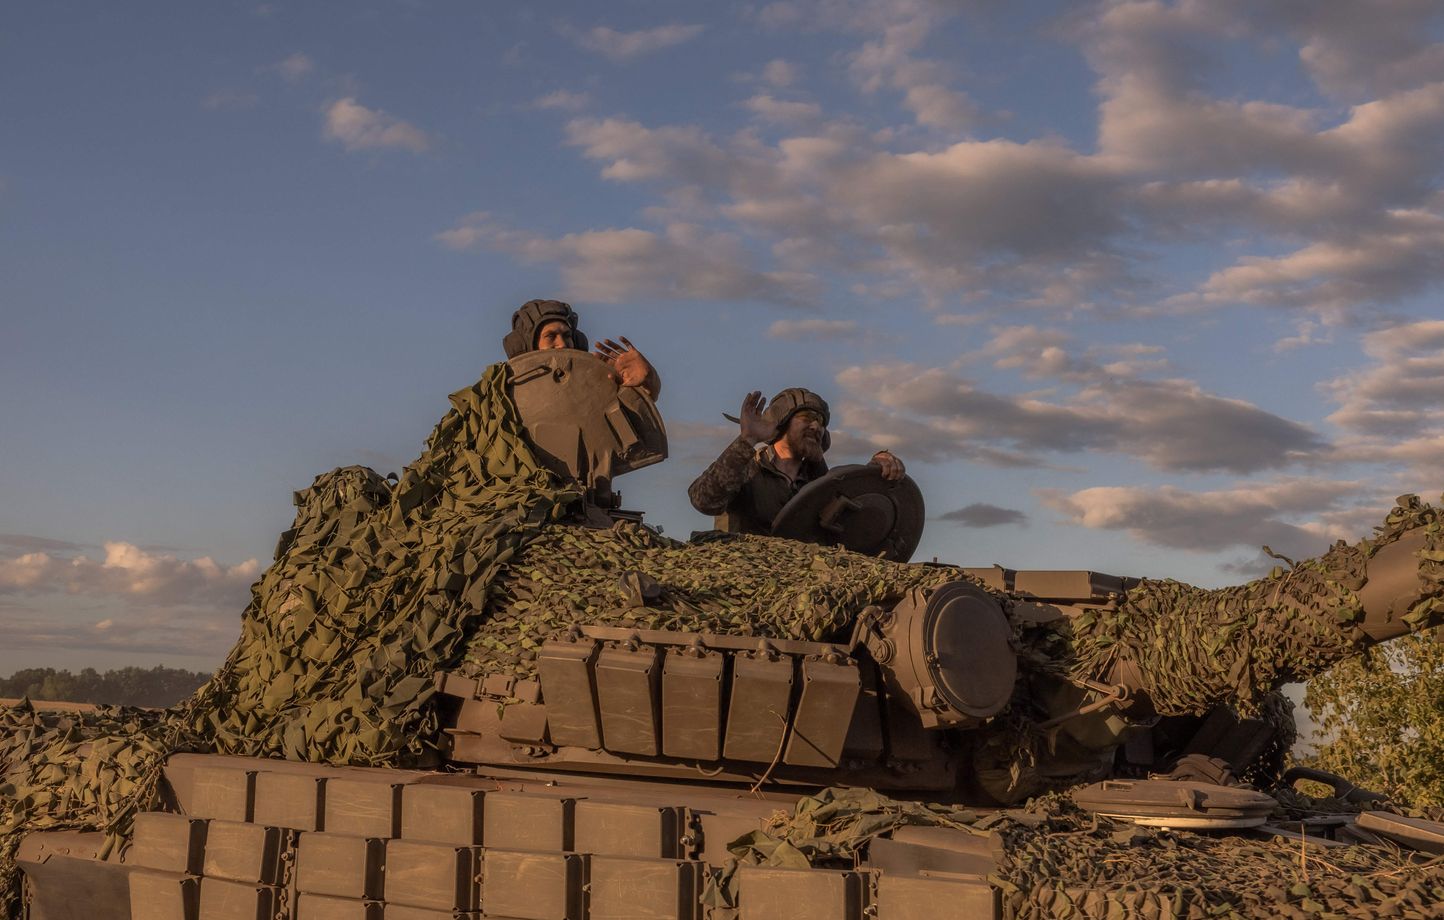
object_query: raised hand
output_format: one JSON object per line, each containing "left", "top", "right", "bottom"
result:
{"left": 594, "top": 337, "right": 661, "bottom": 399}
{"left": 739, "top": 391, "right": 773, "bottom": 444}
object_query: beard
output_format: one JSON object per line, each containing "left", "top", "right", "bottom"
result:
{"left": 784, "top": 428, "right": 824, "bottom": 462}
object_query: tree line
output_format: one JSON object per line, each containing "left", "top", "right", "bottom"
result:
{"left": 0, "top": 665, "right": 213, "bottom": 709}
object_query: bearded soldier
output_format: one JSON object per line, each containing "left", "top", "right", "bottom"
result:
{"left": 503, "top": 298, "right": 661, "bottom": 400}
{"left": 688, "top": 387, "right": 904, "bottom": 535}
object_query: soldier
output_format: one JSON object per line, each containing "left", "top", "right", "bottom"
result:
{"left": 502, "top": 298, "right": 661, "bottom": 400}
{"left": 688, "top": 387, "right": 905, "bottom": 535}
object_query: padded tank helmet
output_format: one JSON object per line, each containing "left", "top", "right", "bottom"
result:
{"left": 764, "top": 387, "right": 831, "bottom": 451}
{"left": 502, "top": 299, "right": 590, "bottom": 358}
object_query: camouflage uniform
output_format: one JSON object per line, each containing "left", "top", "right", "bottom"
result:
{"left": 688, "top": 436, "right": 829, "bottom": 535}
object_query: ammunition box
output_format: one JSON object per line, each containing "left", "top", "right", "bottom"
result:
{"left": 401, "top": 783, "right": 485, "bottom": 845}
{"left": 736, "top": 865, "right": 867, "bottom": 920}
{"left": 537, "top": 639, "right": 602, "bottom": 748}
{"left": 295, "top": 832, "right": 386, "bottom": 900}
{"left": 573, "top": 801, "right": 683, "bottom": 859}
{"left": 436, "top": 671, "right": 479, "bottom": 700}
{"left": 587, "top": 856, "right": 701, "bottom": 920}
{"left": 252, "top": 771, "right": 327, "bottom": 832}
{"left": 840, "top": 665, "right": 884, "bottom": 762}
{"left": 481, "top": 849, "right": 586, "bottom": 920}
{"left": 294, "top": 892, "right": 384, "bottom": 920}
{"left": 125, "top": 812, "right": 207, "bottom": 875}
{"left": 202, "top": 820, "right": 295, "bottom": 885}
{"left": 188, "top": 764, "right": 256, "bottom": 822}
{"left": 17, "top": 831, "right": 136, "bottom": 920}
{"left": 127, "top": 869, "right": 200, "bottom": 920}
{"left": 383, "top": 908, "right": 482, "bottom": 920}
{"left": 453, "top": 697, "right": 501, "bottom": 734}
{"left": 874, "top": 872, "right": 999, "bottom": 919}
{"left": 197, "top": 877, "right": 284, "bottom": 920}
{"left": 723, "top": 652, "right": 794, "bottom": 762}
{"left": 496, "top": 699, "right": 549, "bottom": 744}
{"left": 383, "top": 839, "right": 483, "bottom": 910}
{"left": 481, "top": 791, "right": 577, "bottom": 851}
{"left": 661, "top": 647, "right": 723, "bottom": 760}
{"left": 594, "top": 643, "right": 662, "bottom": 755}
{"left": 784, "top": 656, "right": 860, "bottom": 768}
{"left": 322, "top": 778, "right": 404, "bottom": 838}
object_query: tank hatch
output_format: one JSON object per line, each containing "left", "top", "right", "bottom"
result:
{"left": 771, "top": 464, "right": 925, "bottom": 561}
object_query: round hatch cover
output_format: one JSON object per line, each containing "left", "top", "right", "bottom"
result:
{"left": 1073, "top": 779, "right": 1277, "bottom": 829}
{"left": 770, "top": 464, "right": 925, "bottom": 561}
{"left": 507, "top": 350, "right": 667, "bottom": 488}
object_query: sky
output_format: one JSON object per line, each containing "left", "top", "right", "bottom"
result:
{"left": 2, "top": 0, "right": 1443, "bottom": 676}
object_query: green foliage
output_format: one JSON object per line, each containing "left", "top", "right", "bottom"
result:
{"left": 1304, "top": 633, "right": 1444, "bottom": 807}
{"left": 0, "top": 666, "right": 211, "bottom": 709}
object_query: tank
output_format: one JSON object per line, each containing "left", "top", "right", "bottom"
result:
{"left": 9, "top": 351, "right": 1444, "bottom": 920}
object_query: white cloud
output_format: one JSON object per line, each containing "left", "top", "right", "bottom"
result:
{"left": 532, "top": 89, "right": 591, "bottom": 111}
{"left": 762, "top": 59, "right": 800, "bottom": 87}
{"left": 324, "top": 98, "right": 431, "bottom": 153}
{"left": 0, "top": 540, "right": 260, "bottom": 607}
{"left": 833, "top": 344, "right": 1326, "bottom": 473}
{"left": 767, "top": 318, "right": 863, "bottom": 341}
{"left": 743, "top": 94, "right": 824, "bottom": 125}
{"left": 436, "top": 212, "right": 818, "bottom": 306}
{"left": 568, "top": 23, "right": 705, "bottom": 62}
{"left": 271, "top": 52, "right": 314, "bottom": 83}
{"left": 1038, "top": 478, "right": 1372, "bottom": 559}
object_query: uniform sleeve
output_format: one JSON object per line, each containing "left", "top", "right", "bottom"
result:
{"left": 687, "top": 436, "right": 758, "bottom": 516}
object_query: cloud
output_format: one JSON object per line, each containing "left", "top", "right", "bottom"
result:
{"left": 0, "top": 605, "right": 238, "bottom": 658}
{"left": 767, "top": 318, "right": 863, "bottom": 341}
{"left": 0, "top": 534, "right": 85, "bottom": 554}
{"left": 271, "top": 52, "right": 314, "bottom": 83}
{"left": 834, "top": 342, "right": 1326, "bottom": 473}
{"left": 567, "top": 23, "right": 705, "bottom": 62}
{"left": 436, "top": 212, "right": 818, "bottom": 305}
{"left": 938, "top": 503, "right": 1028, "bottom": 528}
{"left": 531, "top": 89, "right": 590, "bottom": 111}
{"left": 323, "top": 98, "right": 431, "bottom": 153}
{"left": 202, "top": 90, "right": 259, "bottom": 111}
{"left": 1038, "top": 478, "right": 1370, "bottom": 558}
{"left": 1193, "top": 211, "right": 1444, "bottom": 312}
{"left": 743, "top": 94, "right": 824, "bottom": 125}
{"left": 762, "top": 59, "right": 800, "bottom": 87}
{"left": 0, "top": 540, "right": 260, "bottom": 607}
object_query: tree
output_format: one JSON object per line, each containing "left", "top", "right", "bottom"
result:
{"left": 0, "top": 665, "right": 212, "bottom": 708}
{"left": 1304, "top": 633, "right": 1444, "bottom": 807}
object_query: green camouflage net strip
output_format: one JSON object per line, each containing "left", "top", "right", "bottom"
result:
{"left": 0, "top": 364, "right": 575, "bottom": 912}
{"left": 463, "top": 526, "right": 956, "bottom": 680}
{"left": 1063, "top": 495, "right": 1444, "bottom": 716}
{"left": 722, "top": 788, "right": 1444, "bottom": 920}
{"left": 0, "top": 704, "right": 178, "bottom": 914}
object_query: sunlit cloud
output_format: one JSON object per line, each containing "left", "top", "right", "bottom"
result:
{"left": 324, "top": 97, "right": 431, "bottom": 153}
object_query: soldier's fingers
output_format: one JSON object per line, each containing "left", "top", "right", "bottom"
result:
{"left": 601, "top": 338, "right": 625, "bottom": 352}
{"left": 618, "top": 336, "right": 636, "bottom": 351}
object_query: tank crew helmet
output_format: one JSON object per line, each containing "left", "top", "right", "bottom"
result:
{"left": 503, "top": 299, "right": 590, "bottom": 358}
{"left": 764, "top": 387, "right": 831, "bottom": 452}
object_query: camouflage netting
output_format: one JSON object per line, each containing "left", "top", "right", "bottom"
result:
{"left": 464, "top": 525, "right": 954, "bottom": 681}
{"left": 1062, "top": 495, "right": 1444, "bottom": 717}
{"left": 722, "top": 788, "right": 1444, "bottom": 920}
{"left": 0, "top": 364, "right": 577, "bottom": 912}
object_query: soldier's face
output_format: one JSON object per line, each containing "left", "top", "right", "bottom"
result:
{"left": 536, "top": 320, "right": 574, "bottom": 350}
{"left": 782, "top": 410, "right": 826, "bottom": 461}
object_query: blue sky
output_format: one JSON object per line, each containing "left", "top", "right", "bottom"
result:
{"left": 3, "top": 0, "right": 1443, "bottom": 674}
